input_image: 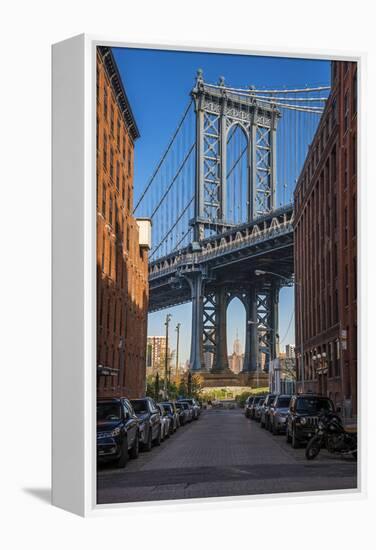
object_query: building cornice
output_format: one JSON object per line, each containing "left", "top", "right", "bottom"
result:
{"left": 98, "top": 46, "right": 140, "bottom": 141}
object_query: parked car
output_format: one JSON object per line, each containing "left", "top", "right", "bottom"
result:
{"left": 244, "top": 396, "right": 254, "bottom": 418}
{"left": 177, "top": 398, "right": 201, "bottom": 419}
{"left": 260, "top": 393, "right": 277, "bottom": 429}
{"left": 157, "top": 403, "right": 171, "bottom": 440}
{"left": 286, "top": 393, "right": 335, "bottom": 448}
{"left": 160, "top": 402, "right": 180, "bottom": 433}
{"left": 130, "top": 397, "right": 161, "bottom": 451}
{"left": 254, "top": 398, "right": 265, "bottom": 422}
{"left": 249, "top": 396, "right": 264, "bottom": 419}
{"left": 269, "top": 394, "right": 292, "bottom": 434}
{"left": 175, "top": 401, "right": 193, "bottom": 423}
{"left": 97, "top": 398, "right": 140, "bottom": 468}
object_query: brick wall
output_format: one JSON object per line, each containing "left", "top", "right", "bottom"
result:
{"left": 96, "top": 47, "right": 148, "bottom": 399}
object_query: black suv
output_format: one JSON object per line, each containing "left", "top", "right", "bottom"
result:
{"left": 286, "top": 393, "right": 335, "bottom": 448}
{"left": 97, "top": 398, "right": 140, "bottom": 468}
{"left": 130, "top": 397, "right": 162, "bottom": 451}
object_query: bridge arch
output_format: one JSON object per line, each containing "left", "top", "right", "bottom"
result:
{"left": 226, "top": 123, "right": 249, "bottom": 225}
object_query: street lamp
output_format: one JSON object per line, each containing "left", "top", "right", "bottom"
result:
{"left": 164, "top": 313, "right": 172, "bottom": 398}
{"left": 175, "top": 323, "right": 181, "bottom": 377}
{"left": 254, "top": 269, "right": 305, "bottom": 392}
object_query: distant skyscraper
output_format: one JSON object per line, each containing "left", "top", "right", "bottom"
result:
{"left": 146, "top": 336, "right": 168, "bottom": 376}
{"left": 228, "top": 330, "right": 244, "bottom": 374}
{"left": 285, "top": 344, "right": 296, "bottom": 358}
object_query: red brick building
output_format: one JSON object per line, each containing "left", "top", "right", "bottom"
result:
{"left": 96, "top": 46, "right": 150, "bottom": 399}
{"left": 294, "top": 61, "right": 357, "bottom": 419}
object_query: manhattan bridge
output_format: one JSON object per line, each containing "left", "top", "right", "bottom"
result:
{"left": 134, "top": 70, "right": 329, "bottom": 383}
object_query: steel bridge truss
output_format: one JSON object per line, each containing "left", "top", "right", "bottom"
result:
{"left": 191, "top": 72, "right": 278, "bottom": 242}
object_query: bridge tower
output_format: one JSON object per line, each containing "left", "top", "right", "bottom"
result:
{"left": 187, "top": 70, "right": 281, "bottom": 375}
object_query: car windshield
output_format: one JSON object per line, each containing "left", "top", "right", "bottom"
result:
{"left": 97, "top": 403, "right": 122, "bottom": 422}
{"left": 266, "top": 395, "right": 276, "bottom": 405}
{"left": 277, "top": 398, "right": 291, "bottom": 408}
{"left": 162, "top": 404, "right": 172, "bottom": 413}
{"left": 175, "top": 403, "right": 182, "bottom": 410}
{"left": 258, "top": 399, "right": 265, "bottom": 406}
{"left": 131, "top": 400, "right": 148, "bottom": 414}
{"left": 296, "top": 397, "right": 333, "bottom": 414}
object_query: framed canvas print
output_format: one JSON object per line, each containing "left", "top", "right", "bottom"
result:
{"left": 52, "top": 35, "right": 363, "bottom": 516}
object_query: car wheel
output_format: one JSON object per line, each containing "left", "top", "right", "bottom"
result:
{"left": 143, "top": 427, "right": 152, "bottom": 452}
{"left": 291, "top": 427, "right": 300, "bottom": 449}
{"left": 129, "top": 433, "right": 139, "bottom": 459}
{"left": 272, "top": 421, "right": 277, "bottom": 435}
{"left": 260, "top": 418, "right": 265, "bottom": 428}
{"left": 286, "top": 426, "right": 292, "bottom": 443}
{"left": 117, "top": 436, "right": 128, "bottom": 468}
{"left": 154, "top": 426, "right": 161, "bottom": 446}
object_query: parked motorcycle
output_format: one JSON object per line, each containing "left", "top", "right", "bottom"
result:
{"left": 305, "top": 412, "right": 357, "bottom": 460}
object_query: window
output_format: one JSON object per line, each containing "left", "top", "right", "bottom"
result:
{"left": 331, "top": 147, "right": 337, "bottom": 182}
{"left": 344, "top": 91, "right": 349, "bottom": 132}
{"left": 122, "top": 137, "right": 126, "bottom": 161}
{"left": 345, "top": 265, "right": 349, "bottom": 306}
{"left": 352, "top": 195, "right": 356, "bottom": 237}
{"left": 96, "top": 65, "right": 99, "bottom": 102}
{"left": 116, "top": 161, "right": 120, "bottom": 191}
{"left": 353, "top": 257, "right": 357, "bottom": 299}
{"left": 331, "top": 62, "right": 337, "bottom": 84}
{"left": 334, "top": 290, "right": 339, "bottom": 323}
{"left": 103, "top": 132, "right": 107, "bottom": 169}
{"left": 101, "top": 235, "right": 105, "bottom": 272}
{"left": 344, "top": 207, "right": 348, "bottom": 246}
{"left": 122, "top": 174, "right": 125, "bottom": 201}
{"left": 331, "top": 98, "right": 337, "bottom": 129}
{"left": 103, "top": 86, "right": 108, "bottom": 119}
{"left": 127, "top": 147, "right": 131, "bottom": 175}
{"left": 333, "top": 194, "right": 337, "bottom": 229}
{"left": 109, "top": 242, "right": 112, "bottom": 276}
{"left": 117, "top": 120, "right": 121, "bottom": 149}
{"left": 344, "top": 149, "right": 348, "bottom": 189}
{"left": 110, "top": 105, "right": 114, "bottom": 135}
{"left": 102, "top": 186, "right": 106, "bottom": 217}
{"left": 352, "top": 135, "right": 357, "bottom": 176}
{"left": 352, "top": 70, "right": 357, "bottom": 115}
{"left": 110, "top": 148, "right": 114, "bottom": 179}
{"left": 333, "top": 243, "right": 338, "bottom": 277}
{"left": 109, "top": 195, "right": 113, "bottom": 225}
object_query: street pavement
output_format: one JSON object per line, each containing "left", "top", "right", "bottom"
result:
{"left": 97, "top": 408, "right": 357, "bottom": 504}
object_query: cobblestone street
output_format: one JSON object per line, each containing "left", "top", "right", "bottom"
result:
{"left": 97, "top": 409, "right": 357, "bottom": 504}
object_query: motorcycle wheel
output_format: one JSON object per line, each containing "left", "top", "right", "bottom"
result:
{"left": 305, "top": 436, "right": 322, "bottom": 460}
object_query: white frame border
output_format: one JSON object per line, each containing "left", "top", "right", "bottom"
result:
{"left": 52, "top": 33, "right": 366, "bottom": 517}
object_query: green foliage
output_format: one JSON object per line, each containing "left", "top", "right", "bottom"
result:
{"left": 235, "top": 387, "right": 269, "bottom": 407}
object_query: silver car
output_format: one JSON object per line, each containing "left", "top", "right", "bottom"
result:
{"left": 157, "top": 404, "right": 171, "bottom": 441}
{"left": 269, "top": 395, "right": 291, "bottom": 434}
{"left": 255, "top": 398, "right": 265, "bottom": 421}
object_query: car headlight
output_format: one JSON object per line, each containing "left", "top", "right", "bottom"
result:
{"left": 300, "top": 418, "right": 307, "bottom": 425}
{"left": 318, "top": 421, "right": 324, "bottom": 429}
{"left": 97, "top": 426, "right": 122, "bottom": 438}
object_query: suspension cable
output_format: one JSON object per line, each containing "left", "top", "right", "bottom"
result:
{"left": 133, "top": 99, "right": 193, "bottom": 213}
{"left": 150, "top": 196, "right": 194, "bottom": 259}
{"left": 150, "top": 143, "right": 195, "bottom": 219}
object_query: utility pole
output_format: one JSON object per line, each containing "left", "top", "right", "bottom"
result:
{"left": 164, "top": 313, "right": 172, "bottom": 398}
{"left": 175, "top": 323, "right": 181, "bottom": 377}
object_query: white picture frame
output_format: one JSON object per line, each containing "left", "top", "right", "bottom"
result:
{"left": 52, "top": 34, "right": 365, "bottom": 517}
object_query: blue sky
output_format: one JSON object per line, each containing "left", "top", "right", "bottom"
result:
{"left": 112, "top": 47, "right": 330, "bottom": 364}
